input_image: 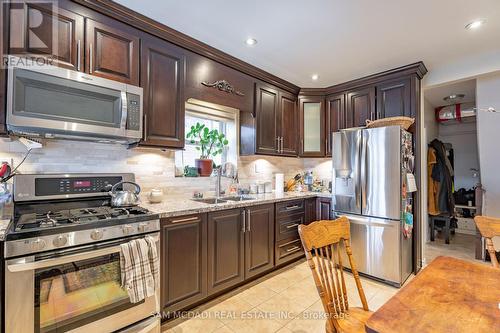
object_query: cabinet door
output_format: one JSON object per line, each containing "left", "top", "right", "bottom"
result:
{"left": 346, "top": 87, "right": 376, "bottom": 128}
{"left": 245, "top": 204, "right": 275, "bottom": 279}
{"left": 207, "top": 209, "right": 245, "bottom": 295}
{"left": 255, "top": 83, "right": 279, "bottom": 155}
{"left": 8, "top": 1, "right": 84, "bottom": 70}
{"left": 85, "top": 18, "right": 139, "bottom": 84}
{"left": 141, "top": 35, "right": 186, "bottom": 148}
{"left": 299, "top": 96, "right": 325, "bottom": 157}
{"left": 325, "top": 93, "right": 346, "bottom": 156}
{"left": 376, "top": 78, "right": 412, "bottom": 118}
{"left": 278, "top": 91, "right": 298, "bottom": 156}
{"left": 304, "top": 198, "right": 317, "bottom": 224}
{"left": 161, "top": 214, "right": 207, "bottom": 312}
{"left": 317, "top": 197, "right": 333, "bottom": 220}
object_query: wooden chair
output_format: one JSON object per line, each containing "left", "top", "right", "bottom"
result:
{"left": 474, "top": 216, "right": 500, "bottom": 268}
{"left": 298, "top": 216, "right": 372, "bottom": 333}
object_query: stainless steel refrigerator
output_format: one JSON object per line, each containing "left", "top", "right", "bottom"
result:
{"left": 331, "top": 125, "right": 414, "bottom": 287}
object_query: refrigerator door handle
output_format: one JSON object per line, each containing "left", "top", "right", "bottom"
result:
{"left": 355, "top": 130, "right": 362, "bottom": 210}
{"left": 360, "top": 131, "right": 368, "bottom": 213}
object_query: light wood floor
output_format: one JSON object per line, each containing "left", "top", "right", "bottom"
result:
{"left": 161, "top": 259, "right": 402, "bottom": 333}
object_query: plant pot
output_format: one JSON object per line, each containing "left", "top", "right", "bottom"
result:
{"left": 195, "top": 158, "right": 213, "bottom": 177}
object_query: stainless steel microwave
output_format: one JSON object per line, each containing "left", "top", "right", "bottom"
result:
{"left": 6, "top": 57, "right": 143, "bottom": 144}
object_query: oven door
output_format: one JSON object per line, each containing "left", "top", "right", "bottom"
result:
{"left": 6, "top": 59, "right": 132, "bottom": 140}
{"left": 5, "top": 233, "right": 160, "bottom": 333}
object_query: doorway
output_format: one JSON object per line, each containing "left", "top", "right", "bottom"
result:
{"left": 422, "top": 79, "right": 480, "bottom": 265}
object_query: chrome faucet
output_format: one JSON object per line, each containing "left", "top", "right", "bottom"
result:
{"left": 214, "top": 166, "right": 223, "bottom": 198}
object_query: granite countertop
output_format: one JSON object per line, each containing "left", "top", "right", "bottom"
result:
{"left": 141, "top": 191, "right": 332, "bottom": 218}
{"left": 0, "top": 191, "right": 332, "bottom": 241}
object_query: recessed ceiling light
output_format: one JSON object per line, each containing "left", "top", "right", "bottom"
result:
{"left": 245, "top": 38, "right": 257, "bottom": 46}
{"left": 311, "top": 74, "right": 319, "bottom": 81}
{"left": 465, "top": 19, "right": 485, "bottom": 30}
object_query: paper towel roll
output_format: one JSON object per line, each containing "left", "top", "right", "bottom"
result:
{"left": 275, "top": 173, "right": 284, "bottom": 195}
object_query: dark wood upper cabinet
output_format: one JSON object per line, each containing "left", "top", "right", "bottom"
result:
{"left": 255, "top": 82, "right": 280, "bottom": 155}
{"left": 244, "top": 204, "right": 275, "bottom": 279}
{"left": 325, "top": 93, "right": 346, "bottom": 157}
{"left": 376, "top": 78, "right": 412, "bottom": 118}
{"left": 140, "top": 35, "right": 186, "bottom": 148}
{"left": 7, "top": 1, "right": 84, "bottom": 71}
{"left": 185, "top": 52, "right": 254, "bottom": 113}
{"left": 207, "top": 208, "right": 245, "bottom": 295}
{"left": 346, "top": 86, "right": 376, "bottom": 128}
{"left": 85, "top": 18, "right": 139, "bottom": 85}
{"left": 160, "top": 214, "right": 207, "bottom": 313}
{"left": 278, "top": 91, "right": 298, "bottom": 156}
{"left": 299, "top": 96, "right": 325, "bottom": 157}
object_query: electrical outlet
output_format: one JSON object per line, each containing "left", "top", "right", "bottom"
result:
{"left": 254, "top": 163, "right": 261, "bottom": 174}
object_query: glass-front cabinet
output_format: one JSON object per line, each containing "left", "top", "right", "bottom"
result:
{"left": 299, "top": 96, "right": 325, "bottom": 157}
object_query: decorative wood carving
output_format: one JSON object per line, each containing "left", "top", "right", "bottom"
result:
{"left": 201, "top": 80, "right": 244, "bottom": 96}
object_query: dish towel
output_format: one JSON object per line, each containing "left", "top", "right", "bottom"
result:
{"left": 120, "top": 236, "right": 159, "bottom": 303}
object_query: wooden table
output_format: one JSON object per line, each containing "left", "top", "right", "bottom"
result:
{"left": 365, "top": 256, "right": 500, "bottom": 333}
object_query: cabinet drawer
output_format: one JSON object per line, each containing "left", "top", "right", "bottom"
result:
{"left": 163, "top": 214, "right": 204, "bottom": 226}
{"left": 276, "top": 200, "right": 305, "bottom": 217}
{"left": 275, "top": 238, "right": 304, "bottom": 266}
{"left": 277, "top": 213, "right": 304, "bottom": 241}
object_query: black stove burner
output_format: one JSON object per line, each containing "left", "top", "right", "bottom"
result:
{"left": 14, "top": 205, "right": 150, "bottom": 232}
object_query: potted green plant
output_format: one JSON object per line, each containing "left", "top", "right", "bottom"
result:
{"left": 186, "top": 122, "right": 229, "bottom": 177}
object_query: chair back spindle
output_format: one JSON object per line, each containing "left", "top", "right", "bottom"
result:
{"left": 299, "top": 217, "right": 369, "bottom": 331}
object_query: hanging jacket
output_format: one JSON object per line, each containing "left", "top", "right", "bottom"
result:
{"left": 429, "top": 139, "right": 455, "bottom": 215}
{"left": 428, "top": 147, "right": 440, "bottom": 215}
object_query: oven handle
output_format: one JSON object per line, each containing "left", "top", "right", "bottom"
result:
{"left": 7, "top": 234, "right": 159, "bottom": 273}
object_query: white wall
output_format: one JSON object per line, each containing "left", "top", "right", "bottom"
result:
{"left": 421, "top": 97, "right": 439, "bottom": 247}
{"left": 476, "top": 72, "right": 500, "bottom": 217}
{"left": 438, "top": 122, "right": 479, "bottom": 190}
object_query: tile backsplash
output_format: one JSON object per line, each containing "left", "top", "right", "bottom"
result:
{"left": 0, "top": 138, "right": 331, "bottom": 196}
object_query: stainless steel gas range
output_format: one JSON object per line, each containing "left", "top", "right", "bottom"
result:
{"left": 4, "top": 173, "right": 161, "bottom": 333}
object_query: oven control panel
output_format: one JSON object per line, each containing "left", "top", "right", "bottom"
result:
{"left": 34, "top": 176, "right": 123, "bottom": 196}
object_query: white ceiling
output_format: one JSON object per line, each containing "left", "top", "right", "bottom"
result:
{"left": 117, "top": 0, "right": 500, "bottom": 88}
{"left": 424, "top": 79, "right": 476, "bottom": 107}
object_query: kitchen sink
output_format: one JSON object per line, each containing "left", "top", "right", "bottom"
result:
{"left": 224, "top": 196, "right": 256, "bottom": 202}
{"left": 192, "top": 198, "right": 227, "bottom": 204}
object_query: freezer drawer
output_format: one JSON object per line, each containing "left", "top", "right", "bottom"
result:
{"left": 336, "top": 214, "right": 401, "bottom": 284}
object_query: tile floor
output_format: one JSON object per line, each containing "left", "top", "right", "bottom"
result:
{"left": 161, "top": 259, "right": 401, "bottom": 333}
{"left": 423, "top": 231, "right": 478, "bottom": 264}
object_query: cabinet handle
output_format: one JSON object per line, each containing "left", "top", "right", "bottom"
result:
{"left": 285, "top": 205, "right": 300, "bottom": 210}
{"left": 76, "top": 40, "right": 81, "bottom": 71}
{"left": 89, "top": 43, "right": 93, "bottom": 74}
{"left": 280, "top": 137, "right": 283, "bottom": 153}
{"left": 286, "top": 223, "right": 300, "bottom": 229}
{"left": 276, "top": 137, "right": 280, "bottom": 153}
{"left": 170, "top": 216, "right": 199, "bottom": 224}
{"left": 286, "top": 246, "right": 301, "bottom": 253}
{"left": 246, "top": 209, "right": 251, "bottom": 232}
{"left": 241, "top": 210, "right": 246, "bottom": 232}
{"left": 143, "top": 115, "right": 147, "bottom": 140}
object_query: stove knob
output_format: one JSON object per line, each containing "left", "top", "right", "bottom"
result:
{"left": 90, "top": 229, "right": 104, "bottom": 240}
{"left": 122, "top": 225, "right": 134, "bottom": 235}
{"left": 137, "top": 223, "right": 148, "bottom": 233}
{"left": 30, "top": 238, "right": 46, "bottom": 251}
{"left": 53, "top": 235, "right": 68, "bottom": 247}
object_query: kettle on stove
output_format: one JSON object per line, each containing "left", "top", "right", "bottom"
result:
{"left": 109, "top": 181, "right": 141, "bottom": 207}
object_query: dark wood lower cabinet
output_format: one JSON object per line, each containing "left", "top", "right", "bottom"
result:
{"left": 207, "top": 208, "right": 245, "bottom": 295}
{"left": 317, "top": 197, "right": 333, "bottom": 220}
{"left": 304, "top": 197, "right": 317, "bottom": 224}
{"left": 245, "top": 204, "right": 275, "bottom": 278}
{"left": 160, "top": 214, "right": 207, "bottom": 313}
